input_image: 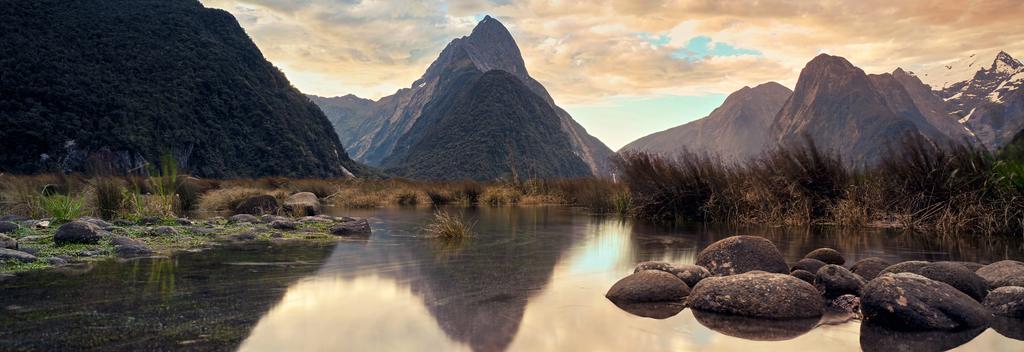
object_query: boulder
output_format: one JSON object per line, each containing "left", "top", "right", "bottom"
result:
{"left": 977, "top": 260, "right": 1024, "bottom": 289}
{"left": 53, "top": 220, "right": 103, "bottom": 245}
{"left": 689, "top": 271, "right": 823, "bottom": 319}
{"left": 815, "top": 264, "right": 866, "bottom": 298}
{"left": 805, "top": 247, "right": 845, "bottom": 265}
{"left": 606, "top": 270, "right": 690, "bottom": 303}
{"left": 791, "top": 258, "right": 826, "bottom": 274}
{"left": 790, "top": 269, "right": 816, "bottom": 285}
{"left": 228, "top": 214, "right": 259, "bottom": 224}
{"left": 880, "top": 261, "right": 929, "bottom": 275}
{"left": 270, "top": 220, "right": 298, "bottom": 230}
{"left": 861, "top": 273, "right": 990, "bottom": 330}
{"left": 0, "top": 248, "right": 37, "bottom": 263}
{"left": 695, "top": 236, "right": 789, "bottom": 276}
{"left": 284, "top": 192, "right": 321, "bottom": 216}
{"left": 0, "top": 221, "right": 18, "bottom": 234}
{"left": 233, "top": 195, "right": 279, "bottom": 215}
{"left": 983, "top": 286, "right": 1024, "bottom": 317}
{"left": 632, "top": 261, "right": 710, "bottom": 288}
{"left": 111, "top": 237, "right": 153, "bottom": 257}
{"left": 0, "top": 234, "right": 17, "bottom": 249}
{"left": 610, "top": 301, "right": 685, "bottom": 320}
{"left": 850, "top": 257, "right": 891, "bottom": 281}
{"left": 77, "top": 216, "right": 114, "bottom": 230}
{"left": 330, "top": 219, "right": 371, "bottom": 236}
{"left": 882, "top": 261, "right": 988, "bottom": 301}
{"left": 953, "top": 261, "right": 985, "bottom": 272}
{"left": 692, "top": 309, "right": 819, "bottom": 341}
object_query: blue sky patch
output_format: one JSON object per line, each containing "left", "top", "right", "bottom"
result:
{"left": 672, "top": 36, "right": 761, "bottom": 61}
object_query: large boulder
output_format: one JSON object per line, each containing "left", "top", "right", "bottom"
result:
{"left": 977, "top": 260, "right": 1024, "bottom": 289}
{"left": 791, "top": 258, "right": 826, "bottom": 274}
{"left": 284, "top": 192, "right": 321, "bottom": 216}
{"left": 850, "top": 257, "right": 891, "bottom": 281}
{"left": 53, "top": 220, "right": 103, "bottom": 245}
{"left": 233, "top": 195, "right": 279, "bottom": 215}
{"left": 804, "top": 247, "right": 845, "bottom": 265}
{"left": 0, "top": 248, "right": 36, "bottom": 263}
{"left": 815, "top": 264, "right": 866, "bottom": 298}
{"left": 861, "top": 273, "right": 990, "bottom": 330}
{"left": 606, "top": 270, "right": 690, "bottom": 303}
{"left": 695, "top": 236, "right": 788, "bottom": 276}
{"left": 984, "top": 286, "right": 1024, "bottom": 317}
{"left": 688, "top": 271, "right": 823, "bottom": 319}
{"left": 883, "top": 261, "right": 988, "bottom": 301}
{"left": 0, "top": 234, "right": 17, "bottom": 249}
{"left": 0, "top": 221, "right": 18, "bottom": 234}
{"left": 632, "top": 261, "right": 710, "bottom": 288}
{"left": 329, "top": 219, "right": 371, "bottom": 236}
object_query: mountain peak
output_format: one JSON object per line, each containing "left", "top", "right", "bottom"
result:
{"left": 993, "top": 50, "right": 1022, "bottom": 73}
{"left": 470, "top": 15, "right": 508, "bottom": 38}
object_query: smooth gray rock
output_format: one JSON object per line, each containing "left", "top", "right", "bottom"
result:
{"left": 815, "top": 264, "right": 866, "bottom": 298}
{"left": 53, "top": 220, "right": 102, "bottom": 245}
{"left": 881, "top": 261, "right": 988, "bottom": 302}
{"left": 805, "top": 247, "right": 845, "bottom": 265}
{"left": 0, "top": 215, "right": 29, "bottom": 222}
{"left": 228, "top": 214, "right": 259, "bottom": 224}
{"left": 606, "top": 270, "right": 690, "bottom": 303}
{"left": 77, "top": 216, "right": 114, "bottom": 230}
{"left": 850, "top": 257, "right": 891, "bottom": 281}
{"left": 329, "top": 219, "right": 371, "bottom": 236}
{"left": 984, "top": 286, "right": 1024, "bottom": 317}
{"left": 0, "top": 234, "right": 17, "bottom": 249}
{"left": 632, "top": 261, "right": 710, "bottom": 288}
{"left": 689, "top": 271, "right": 823, "bottom": 319}
{"left": 861, "top": 273, "right": 989, "bottom": 330}
{"left": 695, "top": 236, "right": 789, "bottom": 276}
{"left": 0, "top": 221, "right": 18, "bottom": 234}
{"left": 284, "top": 192, "right": 321, "bottom": 216}
{"left": 0, "top": 248, "right": 37, "bottom": 263}
{"left": 977, "top": 260, "right": 1024, "bottom": 289}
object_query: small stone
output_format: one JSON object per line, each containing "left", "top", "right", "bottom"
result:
{"left": 606, "top": 270, "right": 690, "bottom": 303}
{"left": 298, "top": 216, "right": 333, "bottom": 223}
{"left": 228, "top": 214, "right": 259, "bottom": 224}
{"left": 330, "top": 219, "right": 371, "bottom": 236}
{"left": 828, "top": 294, "right": 862, "bottom": 316}
{"left": 46, "top": 257, "right": 68, "bottom": 266}
{"left": 111, "top": 237, "right": 153, "bottom": 257}
{"left": 815, "top": 264, "right": 866, "bottom": 298}
{"left": 0, "top": 221, "right": 18, "bottom": 234}
{"left": 260, "top": 214, "right": 287, "bottom": 223}
{"left": 0, "top": 234, "right": 17, "bottom": 249}
{"left": 805, "top": 248, "right": 845, "bottom": 265}
{"left": 77, "top": 217, "right": 114, "bottom": 230}
{"left": 0, "top": 248, "right": 37, "bottom": 263}
{"left": 113, "top": 219, "right": 133, "bottom": 227}
{"left": 53, "top": 220, "right": 103, "bottom": 245}
{"left": 270, "top": 220, "right": 298, "bottom": 230}
{"left": 187, "top": 227, "right": 217, "bottom": 235}
{"left": 149, "top": 226, "right": 178, "bottom": 236}
{"left": 138, "top": 216, "right": 161, "bottom": 225}
{"left": 984, "top": 286, "right": 1024, "bottom": 317}
{"left": 850, "top": 257, "right": 892, "bottom": 281}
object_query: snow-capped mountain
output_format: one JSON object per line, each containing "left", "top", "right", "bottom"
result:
{"left": 931, "top": 51, "right": 1024, "bottom": 150}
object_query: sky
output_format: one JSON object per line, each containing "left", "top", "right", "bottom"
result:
{"left": 200, "top": 0, "right": 1024, "bottom": 150}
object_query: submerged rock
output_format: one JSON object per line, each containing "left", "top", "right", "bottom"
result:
{"left": 791, "top": 258, "right": 826, "bottom": 274}
{"left": 610, "top": 301, "right": 685, "bottom": 320}
{"left": 632, "top": 261, "right": 710, "bottom": 288}
{"left": 790, "top": 269, "right": 816, "bottom": 285}
{"left": 850, "top": 257, "right": 891, "bottom": 281}
{"left": 606, "top": 270, "right": 690, "bottom": 303}
{"left": 330, "top": 219, "right": 371, "bottom": 236}
{"left": 228, "top": 214, "right": 259, "bottom": 224}
{"left": 692, "top": 309, "right": 819, "bottom": 341}
{"left": 0, "top": 221, "right": 18, "bottom": 234}
{"left": 861, "top": 273, "right": 989, "bottom": 330}
{"left": 689, "top": 271, "right": 823, "bottom": 319}
{"left": 805, "top": 247, "right": 845, "bottom": 265}
{"left": 977, "top": 260, "right": 1024, "bottom": 289}
{"left": 0, "top": 248, "right": 37, "bottom": 263}
{"left": 882, "top": 261, "right": 988, "bottom": 302}
{"left": 0, "top": 234, "right": 17, "bottom": 249}
{"left": 815, "top": 264, "right": 865, "bottom": 298}
{"left": 984, "top": 286, "right": 1024, "bottom": 317}
{"left": 284, "top": 192, "right": 321, "bottom": 216}
{"left": 234, "top": 195, "right": 279, "bottom": 215}
{"left": 53, "top": 220, "right": 103, "bottom": 245}
{"left": 695, "top": 235, "right": 789, "bottom": 276}
{"left": 859, "top": 322, "right": 986, "bottom": 352}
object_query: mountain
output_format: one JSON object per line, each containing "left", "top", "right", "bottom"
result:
{"left": 771, "top": 54, "right": 954, "bottom": 167}
{"left": 0, "top": 0, "right": 366, "bottom": 178}
{"left": 619, "top": 82, "right": 792, "bottom": 161}
{"left": 933, "top": 51, "right": 1024, "bottom": 150}
{"left": 312, "top": 16, "right": 614, "bottom": 180}
{"left": 306, "top": 94, "right": 377, "bottom": 148}
{"left": 889, "top": 68, "right": 977, "bottom": 143}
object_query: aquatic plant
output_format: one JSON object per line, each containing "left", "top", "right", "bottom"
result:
{"left": 425, "top": 210, "right": 474, "bottom": 239}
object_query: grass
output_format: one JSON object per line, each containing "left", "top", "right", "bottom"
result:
{"left": 424, "top": 210, "right": 474, "bottom": 239}
{"left": 39, "top": 194, "right": 85, "bottom": 223}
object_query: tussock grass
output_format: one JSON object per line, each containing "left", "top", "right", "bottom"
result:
{"left": 425, "top": 210, "right": 474, "bottom": 239}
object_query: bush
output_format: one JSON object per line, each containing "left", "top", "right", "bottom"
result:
{"left": 40, "top": 194, "right": 84, "bottom": 223}
{"left": 425, "top": 210, "right": 474, "bottom": 239}
{"left": 94, "top": 177, "right": 123, "bottom": 220}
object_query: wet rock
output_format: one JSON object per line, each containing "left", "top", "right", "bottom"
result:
{"left": 805, "top": 247, "right": 845, "bottom": 265}
{"left": 233, "top": 195, "right": 279, "bottom": 215}
{"left": 150, "top": 226, "right": 178, "bottom": 236}
{"left": 632, "top": 261, "right": 710, "bottom": 288}
{"left": 695, "top": 235, "right": 789, "bottom": 276}
{"left": 881, "top": 261, "right": 988, "bottom": 302}
{"left": 0, "top": 248, "right": 37, "bottom": 263}
{"left": 270, "top": 220, "right": 298, "bottom": 230}
{"left": 0, "top": 221, "right": 18, "bottom": 234}
{"left": 111, "top": 237, "right": 153, "bottom": 257}
{"left": 53, "top": 220, "right": 103, "bottom": 245}
{"left": 861, "top": 273, "right": 990, "bottom": 330}
{"left": 859, "top": 322, "right": 986, "bottom": 352}
{"left": 606, "top": 270, "right": 690, "bottom": 303}
{"left": 815, "top": 264, "right": 866, "bottom": 298}
{"left": 228, "top": 214, "right": 259, "bottom": 224}
{"left": 984, "top": 286, "right": 1024, "bottom": 317}
{"left": 791, "top": 258, "right": 826, "bottom": 274}
{"left": 977, "top": 260, "right": 1024, "bottom": 289}
{"left": 991, "top": 315, "right": 1024, "bottom": 340}
{"left": 284, "top": 192, "right": 321, "bottom": 216}
{"left": 329, "top": 219, "right": 371, "bottom": 236}
{"left": 692, "top": 309, "right": 819, "bottom": 341}
{"left": 689, "top": 271, "right": 823, "bottom": 319}
{"left": 850, "top": 257, "right": 891, "bottom": 281}
{"left": 827, "top": 294, "right": 861, "bottom": 316}
{"left": 0, "top": 234, "right": 17, "bottom": 249}
{"left": 298, "top": 216, "right": 333, "bottom": 223}
{"left": 790, "top": 269, "right": 816, "bottom": 285}
{"left": 610, "top": 301, "right": 685, "bottom": 319}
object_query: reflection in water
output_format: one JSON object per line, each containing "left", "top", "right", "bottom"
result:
{"left": 691, "top": 310, "right": 819, "bottom": 341}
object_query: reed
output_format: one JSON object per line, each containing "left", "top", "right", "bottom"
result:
{"left": 425, "top": 210, "right": 474, "bottom": 239}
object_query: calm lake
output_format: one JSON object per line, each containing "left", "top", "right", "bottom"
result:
{"left": 2, "top": 207, "right": 1023, "bottom": 351}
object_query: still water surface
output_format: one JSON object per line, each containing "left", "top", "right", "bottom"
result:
{"left": 2, "top": 207, "right": 1023, "bottom": 351}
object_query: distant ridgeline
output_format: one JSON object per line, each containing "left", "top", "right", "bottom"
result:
{"left": 0, "top": 0, "right": 368, "bottom": 178}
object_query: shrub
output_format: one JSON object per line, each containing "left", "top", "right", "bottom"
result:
{"left": 40, "top": 193, "right": 84, "bottom": 223}
{"left": 425, "top": 210, "right": 474, "bottom": 239}
{"left": 93, "top": 177, "right": 123, "bottom": 220}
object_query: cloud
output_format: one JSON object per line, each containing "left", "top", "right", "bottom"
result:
{"left": 200, "top": 0, "right": 1024, "bottom": 105}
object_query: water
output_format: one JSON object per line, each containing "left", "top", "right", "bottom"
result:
{"left": 2, "top": 206, "right": 1023, "bottom": 351}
